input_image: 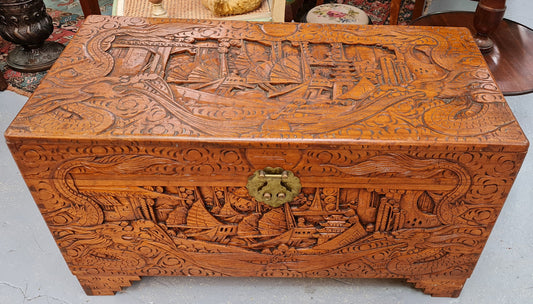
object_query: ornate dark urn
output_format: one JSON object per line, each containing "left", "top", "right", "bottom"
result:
{"left": 0, "top": 0, "right": 65, "bottom": 72}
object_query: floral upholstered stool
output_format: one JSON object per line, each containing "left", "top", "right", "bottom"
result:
{"left": 306, "top": 3, "right": 369, "bottom": 24}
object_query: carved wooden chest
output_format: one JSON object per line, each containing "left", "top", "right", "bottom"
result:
{"left": 5, "top": 16, "right": 529, "bottom": 297}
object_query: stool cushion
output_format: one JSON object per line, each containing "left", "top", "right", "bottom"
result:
{"left": 306, "top": 3, "right": 369, "bottom": 24}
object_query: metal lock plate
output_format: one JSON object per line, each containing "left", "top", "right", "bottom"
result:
{"left": 246, "top": 167, "right": 302, "bottom": 208}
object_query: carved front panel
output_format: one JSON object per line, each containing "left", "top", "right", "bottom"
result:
{"left": 9, "top": 141, "right": 525, "bottom": 297}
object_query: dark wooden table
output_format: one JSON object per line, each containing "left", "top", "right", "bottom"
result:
{"left": 413, "top": 11, "right": 533, "bottom": 96}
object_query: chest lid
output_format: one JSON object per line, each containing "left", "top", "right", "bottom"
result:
{"left": 4, "top": 16, "right": 528, "bottom": 151}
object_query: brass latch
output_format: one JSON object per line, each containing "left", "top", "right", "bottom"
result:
{"left": 246, "top": 167, "right": 301, "bottom": 208}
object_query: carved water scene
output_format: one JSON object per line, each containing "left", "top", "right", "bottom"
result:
{"left": 146, "top": 39, "right": 408, "bottom": 105}
{"left": 8, "top": 16, "right": 523, "bottom": 142}
{"left": 83, "top": 185, "right": 439, "bottom": 254}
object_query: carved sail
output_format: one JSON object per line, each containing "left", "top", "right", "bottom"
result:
{"left": 308, "top": 189, "right": 326, "bottom": 214}
{"left": 337, "top": 77, "right": 376, "bottom": 100}
{"left": 269, "top": 56, "right": 303, "bottom": 84}
{"left": 220, "top": 198, "right": 239, "bottom": 217}
{"left": 258, "top": 208, "right": 287, "bottom": 236}
{"left": 166, "top": 206, "right": 188, "bottom": 226}
{"left": 237, "top": 213, "right": 261, "bottom": 238}
{"left": 186, "top": 200, "right": 222, "bottom": 228}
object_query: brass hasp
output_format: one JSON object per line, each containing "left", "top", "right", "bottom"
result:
{"left": 246, "top": 167, "right": 302, "bottom": 207}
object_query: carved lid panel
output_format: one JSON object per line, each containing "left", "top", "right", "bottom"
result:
{"left": 4, "top": 16, "right": 528, "bottom": 149}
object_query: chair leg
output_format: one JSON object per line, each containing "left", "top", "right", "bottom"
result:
{"left": 412, "top": 0, "right": 427, "bottom": 20}
{"left": 0, "top": 70, "right": 7, "bottom": 91}
{"left": 79, "top": 0, "right": 101, "bottom": 16}
{"left": 389, "top": 0, "right": 402, "bottom": 25}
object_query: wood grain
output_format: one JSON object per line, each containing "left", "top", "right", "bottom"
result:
{"left": 5, "top": 16, "right": 529, "bottom": 297}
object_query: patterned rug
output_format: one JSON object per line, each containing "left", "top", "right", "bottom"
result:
{"left": 0, "top": 0, "right": 113, "bottom": 96}
{"left": 1, "top": 0, "right": 421, "bottom": 96}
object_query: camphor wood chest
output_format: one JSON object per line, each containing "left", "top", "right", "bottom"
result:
{"left": 5, "top": 15, "right": 529, "bottom": 297}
